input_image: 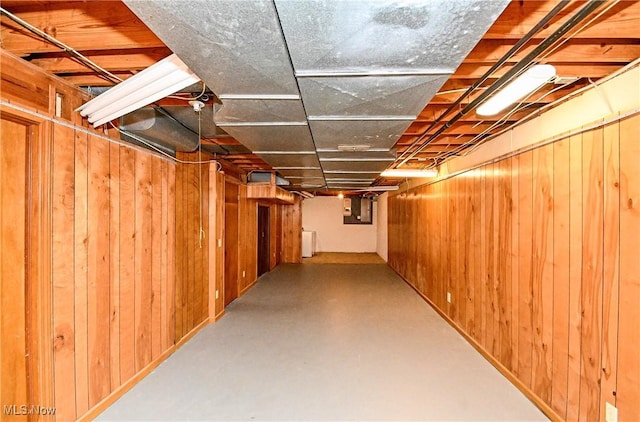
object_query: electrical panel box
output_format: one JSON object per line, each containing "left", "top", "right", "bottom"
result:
{"left": 343, "top": 196, "right": 373, "bottom": 225}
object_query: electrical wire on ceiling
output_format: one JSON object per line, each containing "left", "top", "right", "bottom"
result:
{"left": 109, "top": 121, "right": 222, "bottom": 168}
{"left": 392, "top": 0, "right": 610, "bottom": 170}
{"left": 392, "top": 0, "right": 573, "bottom": 168}
{"left": 435, "top": 0, "right": 623, "bottom": 164}
{"left": 0, "top": 7, "right": 123, "bottom": 84}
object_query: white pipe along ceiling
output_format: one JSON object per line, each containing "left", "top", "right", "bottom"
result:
{"left": 123, "top": 0, "right": 510, "bottom": 191}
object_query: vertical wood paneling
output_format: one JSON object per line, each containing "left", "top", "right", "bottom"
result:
{"left": 617, "top": 115, "right": 640, "bottom": 421}
{"left": 448, "top": 178, "right": 458, "bottom": 319}
{"left": 51, "top": 124, "right": 76, "bottom": 421}
{"left": 151, "top": 158, "right": 162, "bottom": 360}
{"left": 464, "top": 177, "right": 474, "bottom": 336}
{"left": 387, "top": 114, "right": 640, "bottom": 422}
{"left": 510, "top": 156, "right": 520, "bottom": 375}
{"left": 160, "top": 161, "right": 169, "bottom": 349}
{"left": 600, "top": 122, "right": 620, "bottom": 418}
{"left": 2, "top": 55, "right": 180, "bottom": 420}
{"left": 174, "top": 162, "right": 184, "bottom": 340}
{"left": 208, "top": 169, "right": 224, "bottom": 320}
{"left": 74, "top": 130, "right": 89, "bottom": 417}
{"left": 1, "top": 118, "right": 28, "bottom": 416}
{"left": 214, "top": 173, "right": 224, "bottom": 317}
{"left": 174, "top": 155, "right": 213, "bottom": 340}
{"left": 185, "top": 161, "right": 194, "bottom": 333}
{"left": 192, "top": 162, "right": 202, "bottom": 329}
{"left": 579, "top": 128, "right": 604, "bottom": 421}
{"left": 435, "top": 183, "right": 445, "bottom": 310}
{"left": 87, "top": 135, "right": 111, "bottom": 406}
{"left": 118, "top": 147, "right": 136, "bottom": 383}
{"left": 134, "top": 152, "right": 153, "bottom": 371}
{"left": 485, "top": 163, "right": 497, "bottom": 355}
{"left": 479, "top": 170, "right": 488, "bottom": 349}
{"left": 108, "top": 142, "right": 121, "bottom": 390}
{"left": 472, "top": 171, "right": 483, "bottom": 345}
{"left": 491, "top": 163, "right": 500, "bottom": 359}
{"left": 517, "top": 151, "right": 533, "bottom": 389}
{"left": 531, "top": 144, "right": 554, "bottom": 404}
{"left": 281, "top": 198, "right": 302, "bottom": 263}
{"left": 566, "top": 133, "right": 583, "bottom": 422}
{"left": 201, "top": 165, "right": 210, "bottom": 324}
{"left": 166, "top": 163, "right": 176, "bottom": 345}
{"left": 498, "top": 158, "right": 512, "bottom": 370}
{"left": 552, "top": 138, "right": 570, "bottom": 418}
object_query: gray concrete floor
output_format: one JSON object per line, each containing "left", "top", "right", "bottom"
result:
{"left": 98, "top": 263, "right": 548, "bottom": 421}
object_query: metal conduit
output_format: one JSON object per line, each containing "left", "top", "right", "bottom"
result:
{"left": 0, "top": 7, "right": 122, "bottom": 84}
{"left": 396, "top": 0, "right": 606, "bottom": 168}
{"left": 394, "top": 0, "right": 570, "bottom": 165}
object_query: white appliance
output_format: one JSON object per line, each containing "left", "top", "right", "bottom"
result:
{"left": 302, "top": 231, "right": 316, "bottom": 258}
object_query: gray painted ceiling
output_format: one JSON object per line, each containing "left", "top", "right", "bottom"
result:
{"left": 123, "top": 0, "right": 509, "bottom": 191}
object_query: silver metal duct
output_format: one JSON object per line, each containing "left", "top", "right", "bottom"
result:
{"left": 123, "top": 0, "right": 509, "bottom": 190}
{"left": 120, "top": 107, "right": 200, "bottom": 152}
{"left": 120, "top": 105, "right": 231, "bottom": 154}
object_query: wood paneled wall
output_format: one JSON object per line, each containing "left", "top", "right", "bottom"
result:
{"left": 208, "top": 170, "right": 225, "bottom": 320}
{"left": 238, "top": 184, "right": 259, "bottom": 295}
{"left": 388, "top": 114, "right": 640, "bottom": 421}
{"left": 1, "top": 50, "right": 305, "bottom": 421}
{"left": 51, "top": 125, "right": 176, "bottom": 421}
{"left": 175, "top": 153, "right": 211, "bottom": 341}
{"left": 281, "top": 198, "right": 303, "bottom": 264}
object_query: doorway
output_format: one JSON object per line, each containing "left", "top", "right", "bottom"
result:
{"left": 257, "top": 205, "right": 270, "bottom": 277}
{"left": 224, "top": 181, "right": 239, "bottom": 306}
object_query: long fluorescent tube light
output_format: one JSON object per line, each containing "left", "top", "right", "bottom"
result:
{"left": 381, "top": 168, "right": 437, "bottom": 178}
{"left": 476, "top": 64, "right": 556, "bottom": 116}
{"left": 77, "top": 54, "right": 200, "bottom": 127}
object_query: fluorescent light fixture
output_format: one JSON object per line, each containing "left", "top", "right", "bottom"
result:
{"left": 77, "top": 54, "right": 200, "bottom": 127}
{"left": 476, "top": 64, "right": 556, "bottom": 116}
{"left": 381, "top": 168, "right": 437, "bottom": 178}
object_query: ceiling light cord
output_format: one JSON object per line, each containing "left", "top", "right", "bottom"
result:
{"left": 0, "top": 7, "right": 122, "bottom": 84}
{"left": 198, "top": 108, "right": 205, "bottom": 249}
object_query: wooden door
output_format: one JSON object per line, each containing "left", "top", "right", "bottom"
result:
{"left": 1, "top": 117, "right": 29, "bottom": 417}
{"left": 224, "top": 181, "right": 239, "bottom": 306}
{"left": 257, "top": 205, "right": 270, "bottom": 277}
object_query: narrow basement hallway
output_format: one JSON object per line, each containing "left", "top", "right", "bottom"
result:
{"left": 98, "top": 262, "right": 547, "bottom": 421}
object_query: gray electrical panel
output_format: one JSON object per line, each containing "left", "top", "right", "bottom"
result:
{"left": 343, "top": 196, "right": 373, "bottom": 225}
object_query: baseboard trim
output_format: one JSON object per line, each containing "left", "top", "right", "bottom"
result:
{"left": 389, "top": 265, "right": 563, "bottom": 422}
{"left": 238, "top": 279, "right": 257, "bottom": 297}
{"left": 79, "top": 318, "right": 211, "bottom": 422}
{"left": 212, "top": 310, "right": 225, "bottom": 322}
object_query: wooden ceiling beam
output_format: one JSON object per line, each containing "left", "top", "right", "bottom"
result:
{"left": 26, "top": 47, "right": 172, "bottom": 73}
{"left": 428, "top": 80, "right": 589, "bottom": 105}
{"left": 415, "top": 105, "right": 535, "bottom": 123}
{"left": 484, "top": 0, "right": 640, "bottom": 40}
{"left": 51, "top": 72, "right": 137, "bottom": 86}
{"left": 404, "top": 121, "right": 500, "bottom": 137}
{"left": 452, "top": 62, "right": 622, "bottom": 80}
{"left": 466, "top": 38, "right": 640, "bottom": 64}
{"left": 0, "top": 2, "right": 164, "bottom": 55}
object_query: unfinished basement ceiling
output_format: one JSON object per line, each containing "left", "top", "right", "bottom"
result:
{"left": 122, "top": 0, "right": 509, "bottom": 191}
{"left": 3, "top": 1, "right": 638, "bottom": 191}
